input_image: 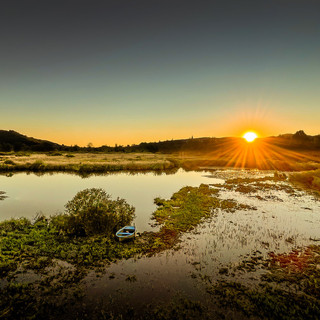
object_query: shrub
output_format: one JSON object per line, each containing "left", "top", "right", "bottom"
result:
{"left": 0, "top": 218, "right": 31, "bottom": 232}
{"left": 60, "top": 188, "right": 135, "bottom": 236}
{"left": 29, "top": 160, "right": 45, "bottom": 171}
{"left": 46, "top": 152, "right": 63, "bottom": 156}
{"left": 3, "top": 159, "right": 15, "bottom": 165}
{"left": 15, "top": 152, "right": 31, "bottom": 157}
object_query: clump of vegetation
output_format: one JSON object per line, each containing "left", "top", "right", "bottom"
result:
{"left": 14, "top": 151, "right": 31, "bottom": 157}
{"left": 29, "top": 160, "right": 45, "bottom": 171}
{"left": 151, "top": 184, "right": 255, "bottom": 251}
{"left": 151, "top": 185, "right": 219, "bottom": 250}
{"left": 3, "top": 159, "right": 15, "bottom": 165}
{"left": 125, "top": 274, "right": 137, "bottom": 282}
{"left": 54, "top": 188, "right": 135, "bottom": 236}
{"left": 209, "top": 245, "right": 320, "bottom": 320}
{"left": 217, "top": 172, "right": 296, "bottom": 195}
{"left": 46, "top": 151, "right": 63, "bottom": 156}
{"left": 0, "top": 191, "right": 6, "bottom": 200}
{"left": 290, "top": 169, "right": 320, "bottom": 194}
{"left": 225, "top": 172, "right": 287, "bottom": 185}
{"left": 211, "top": 280, "right": 320, "bottom": 320}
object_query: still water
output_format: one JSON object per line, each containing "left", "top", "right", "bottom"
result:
{"left": 83, "top": 169, "right": 320, "bottom": 313}
{"left": 1, "top": 169, "right": 320, "bottom": 315}
{"left": 0, "top": 169, "right": 222, "bottom": 231}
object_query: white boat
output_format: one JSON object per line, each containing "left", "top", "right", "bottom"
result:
{"left": 115, "top": 226, "right": 136, "bottom": 241}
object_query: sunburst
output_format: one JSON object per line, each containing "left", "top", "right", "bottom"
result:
{"left": 243, "top": 132, "right": 258, "bottom": 142}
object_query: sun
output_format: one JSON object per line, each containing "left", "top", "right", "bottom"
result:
{"left": 243, "top": 131, "right": 258, "bottom": 142}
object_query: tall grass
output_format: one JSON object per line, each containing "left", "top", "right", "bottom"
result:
{"left": 0, "top": 159, "right": 177, "bottom": 174}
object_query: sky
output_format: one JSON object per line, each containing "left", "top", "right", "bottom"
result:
{"left": 1, "top": 0, "right": 319, "bottom": 146}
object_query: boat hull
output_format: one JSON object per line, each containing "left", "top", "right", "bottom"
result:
{"left": 116, "top": 226, "right": 136, "bottom": 242}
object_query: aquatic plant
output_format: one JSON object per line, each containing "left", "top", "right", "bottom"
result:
{"left": 289, "top": 169, "right": 320, "bottom": 194}
{"left": 208, "top": 245, "right": 320, "bottom": 320}
{"left": 150, "top": 184, "right": 254, "bottom": 251}
{"left": 0, "top": 191, "right": 7, "bottom": 201}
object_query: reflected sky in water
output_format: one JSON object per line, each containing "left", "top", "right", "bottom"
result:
{"left": 83, "top": 170, "right": 320, "bottom": 311}
{"left": 0, "top": 169, "right": 222, "bottom": 231}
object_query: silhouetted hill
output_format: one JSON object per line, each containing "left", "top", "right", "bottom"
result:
{"left": 0, "top": 130, "right": 319, "bottom": 153}
{"left": 267, "top": 130, "right": 320, "bottom": 150}
{"left": 0, "top": 130, "right": 60, "bottom": 152}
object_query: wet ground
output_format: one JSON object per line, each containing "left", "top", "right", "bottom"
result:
{"left": 80, "top": 169, "right": 320, "bottom": 316}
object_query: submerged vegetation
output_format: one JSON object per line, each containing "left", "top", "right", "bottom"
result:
{"left": 1, "top": 184, "right": 255, "bottom": 318}
{"left": 1, "top": 169, "right": 320, "bottom": 319}
{"left": 1, "top": 185, "right": 250, "bottom": 279}
{"left": 0, "top": 191, "right": 6, "bottom": 200}
{"left": 210, "top": 245, "right": 320, "bottom": 320}
{"left": 290, "top": 169, "right": 320, "bottom": 195}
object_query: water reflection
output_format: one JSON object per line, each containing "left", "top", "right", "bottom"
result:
{"left": 0, "top": 169, "right": 222, "bottom": 231}
{"left": 2, "top": 168, "right": 320, "bottom": 315}
{"left": 83, "top": 170, "right": 320, "bottom": 311}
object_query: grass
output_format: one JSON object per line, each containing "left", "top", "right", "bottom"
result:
{"left": 1, "top": 148, "right": 320, "bottom": 175}
{"left": 0, "top": 152, "right": 178, "bottom": 174}
{"left": 149, "top": 184, "right": 255, "bottom": 252}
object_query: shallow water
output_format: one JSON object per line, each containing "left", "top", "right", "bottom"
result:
{"left": 2, "top": 168, "right": 320, "bottom": 315}
{"left": 83, "top": 169, "right": 320, "bottom": 311}
{"left": 0, "top": 169, "right": 222, "bottom": 231}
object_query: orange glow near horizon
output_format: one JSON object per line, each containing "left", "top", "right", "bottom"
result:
{"left": 188, "top": 136, "right": 319, "bottom": 171}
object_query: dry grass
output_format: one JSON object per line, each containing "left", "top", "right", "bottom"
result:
{"left": 0, "top": 153, "right": 177, "bottom": 174}
{"left": 0, "top": 152, "right": 168, "bottom": 166}
{"left": 2, "top": 152, "right": 170, "bottom": 166}
{"left": 1, "top": 145, "right": 320, "bottom": 173}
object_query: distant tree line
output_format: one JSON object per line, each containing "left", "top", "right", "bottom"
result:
{"left": 0, "top": 130, "right": 319, "bottom": 153}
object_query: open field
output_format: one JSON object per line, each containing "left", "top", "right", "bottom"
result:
{"left": 0, "top": 152, "right": 176, "bottom": 174}
{"left": 0, "top": 145, "right": 320, "bottom": 174}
